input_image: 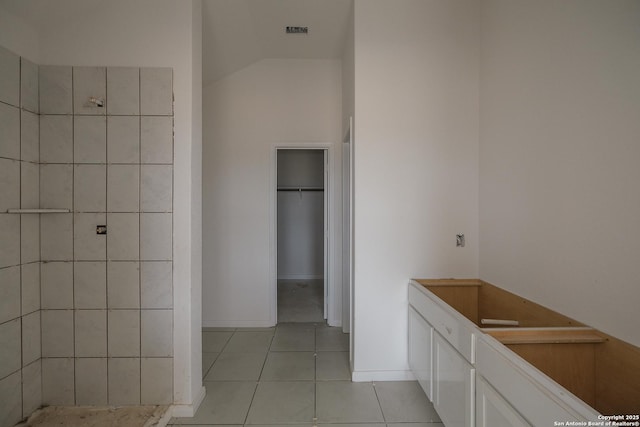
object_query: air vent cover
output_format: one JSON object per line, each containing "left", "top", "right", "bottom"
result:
{"left": 286, "top": 26, "right": 308, "bottom": 34}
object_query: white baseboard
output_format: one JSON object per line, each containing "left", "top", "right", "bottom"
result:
{"left": 202, "top": 320, "right": 275, "bottom": 328}
{"left": 171, "top": 385, "right": 206, "bottom": 418}
{"left": 351, "top": 370, "right": 416, "bottom": 382}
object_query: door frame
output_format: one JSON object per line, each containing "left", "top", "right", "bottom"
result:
{"left": 270, "top": 143, "right": 337, "bottom": 325}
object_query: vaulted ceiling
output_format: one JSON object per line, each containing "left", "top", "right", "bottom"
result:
{"left": 0, "top": 0, "right": 353, "bottom": 86}
{"left": 203, "top": 0, "right": 352, "bottom": 85}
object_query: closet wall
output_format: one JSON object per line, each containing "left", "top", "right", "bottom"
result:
{"left": 277, "top": 150, "right": 325, "bottom": 280}
{"left": 0, "top": 44, "right": 175, "bottom": 427}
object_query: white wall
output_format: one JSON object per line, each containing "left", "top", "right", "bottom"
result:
{"left": 479, "top": 0, "right": 640, "bottom": 347}
{"left": 0, "top": 8, "right": 38, "bottom": 63}
{"left": 202, "top": 58, "right": 342, "bottom": 327}
{"left": 341, "top": 1, "right": 355, "bottom": 337}
{"left": 19, "top": 0, "right": 203, "bottom": 413}
{"left": 352, "top": 0, "right": 480, "bottom": 380}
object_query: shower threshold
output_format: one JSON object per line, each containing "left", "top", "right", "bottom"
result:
{"left": 16, "top": 405, "right": 171, "bottom": 427}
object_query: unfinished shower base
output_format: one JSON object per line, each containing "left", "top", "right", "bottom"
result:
{"left": 16, "top": 406, "right": 171, "bottom": 427}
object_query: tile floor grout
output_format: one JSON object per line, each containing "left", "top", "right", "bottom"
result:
{"left": 173, "top": 323, "right": 442, "bottom": 426}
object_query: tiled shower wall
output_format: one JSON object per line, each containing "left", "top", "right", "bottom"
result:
{"left": 1, "top": 44, "right": 174, "bottom": 426}
{"left": 0, "top": 45, "right": 41, "bottom": 427}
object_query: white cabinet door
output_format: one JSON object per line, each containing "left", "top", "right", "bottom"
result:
{"left": 433, "top": 331, "right": 475, "bottom": 427}
{"left": 409, "top": 306, "right": 433, "bottom": 401}
{"left": 476, "top": 375, "right": 531, "bottom": 427}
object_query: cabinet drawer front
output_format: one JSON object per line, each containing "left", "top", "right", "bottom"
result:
{"left": 409, "top": 306, "right": 433, "bottom": 401}
{"left": 476, "top": 375, "right": 531, "bottom": 427}
{"left": 409, "top": 283, "right": 474, "bottom": 362}
{"left": 433, "top": 331, "right": 475, "bottom": 427}
{"left": 476, "top": 336, "right": 596, "bottom": 425}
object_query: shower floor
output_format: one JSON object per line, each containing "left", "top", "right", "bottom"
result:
{"left": 16, "top": 405, "right": 171, "bottom": 427}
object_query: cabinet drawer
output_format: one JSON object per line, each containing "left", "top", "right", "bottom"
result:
{"left": 409, "top": 283, "right": 475, "bottom": 363}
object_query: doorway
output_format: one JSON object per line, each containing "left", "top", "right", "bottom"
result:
{"left": 276, "top": 149, "right": 328, "bottom": 323}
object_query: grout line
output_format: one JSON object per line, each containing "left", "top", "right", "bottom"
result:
{"left": 70, "top": 66, "right": 77, "bottom": 406}
{"left": 137, "top": 66, "right": 143, "bottom": 406}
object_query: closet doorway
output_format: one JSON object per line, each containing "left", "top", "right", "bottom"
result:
{"left": 276, "top": 148, "right": 328, "bottom": 323}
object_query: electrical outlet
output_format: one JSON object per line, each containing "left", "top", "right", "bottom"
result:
{"left": 456, "top": 234, "right": 465, "bottom": 247}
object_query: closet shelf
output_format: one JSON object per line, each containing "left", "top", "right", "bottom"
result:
{"left": 6, "top": 208, "right": 71, "bottom": 214}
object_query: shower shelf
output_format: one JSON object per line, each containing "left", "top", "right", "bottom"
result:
{"left": 6, "top": 208, "right": 71, "bottom": 214}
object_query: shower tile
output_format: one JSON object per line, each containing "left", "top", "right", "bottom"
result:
{"left": 40, "top": 213, "right": 73, "bottom": 261}
{"left": 141, "top": 165, "right": 172, "bottom": 212}
{"left": 0, "top": 158, "right": 19, "bottom": 211}
{"left": 21, "top": 110, "right": 39, "bottom": 162}
{"left": 41, "top": 261, "right": 73, "bottom": 309}
{"left": 21, "top": 215, "right": 40, "bottom": 264}
{"left": 109, "top": 358, "right": 140, "bottom": 406}
{"left": 74, "top": 164, "right": 106, "bottom": 212}
{"left": 73, "top": 66, "right": 106, "bottom": 115}
{"left": 20, "top": 162, "right": 39, "bottom": 209}
{"left": 0, "top": 266, "right": 20, "bottom": 324}
{"left": 74, "top": 213, "right": 107, "bottom": 261}
{"left": 0, "top": 319, "right": 21, "bottom": 379}
{"left": 108, "top": 357, "right": 141, "bottom": 406}
{"left": 107, "top": 213, "right": 139, "bottom": 260}
{"left": 107, "top": 116, "right": 140, "bottom": 163}
{"left": 75, "top": 358, "right": 108, "bottom": 405}
{"left": 107, "top": 67, "right": 140, "bottom": 115}
{"left": 74, "top": 261, "right": 107, "bottom": 309}
{"left": 39, "top": 65, "right": 73, "bottom": 114}
{"left": 74, "top": 115, "right": 106, "bottom": 163}
{"left": 0, "top": 102, "right": 20, "bottom": 160}
{"left": 22, "top": 360, "right": 42, "bottom": 417}
{"left": 140, "top": 213, "right": 172, "bottom": 261}
{"left": 22, "top": 311, "right": 41, "bottom": 366}
{"left": 140, "top": 68, "right": 173, "bottom": 116}
{"left": 141, "top": 309, "right": 173, "bottom": 357}
{"left": 75, "top": 310, "right": 107, "bottom": 357}
{"left": 108, "top": 309, "right": 140, "bottom": 357}
{"left": 141, "top": 116, "right": 173, "bottom": 164}
{"left": 107, "top": 261, "right": 140, "bottom": 308}
{"left": 141, "top": 261, "right": 173, "bottom": 309}
{"left": 21, "top": 263, "right": 40, "bottom": 315}
{"left": 107, "top": 164, "right": 140, "bottom": 212}
{"left": 0, "top": 371, "right": 22, "bottom": 427}
{"left": 40, "top": 115, "right": 73, "bottom": 163}
{"left": 141, "top": 358, "right": 173, "bottom": 404}
{"left": 0, "top": 214, "right": 20, "bottom": 268}
{"left": 21, "top": 57, "right": 39, "bottom": 113}
{"left": 0, "top": 45, "right": 19, "bottom": 107}
{"left": 42, "top": 357, "right": 75, "bottom": 405}
{"left": 41, "top": 310, "right": 74, "bottom": 357}
{"left": 40, "top": 164, "right": 73, "bottom": 210}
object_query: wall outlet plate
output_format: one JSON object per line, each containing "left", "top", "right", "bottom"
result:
{"left": 456, "top": 234, "right": 465, "bottom": 247}
{"left": 96, "top": 225, "right": 107, "bottom": 235}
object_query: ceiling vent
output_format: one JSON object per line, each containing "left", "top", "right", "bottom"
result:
{"left": 286, "top": 26, "right": 308, "bottom": 34}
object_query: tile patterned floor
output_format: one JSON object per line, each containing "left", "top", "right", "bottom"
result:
{"left": 170, "top": 323, "right": 442, "bottom": 426}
